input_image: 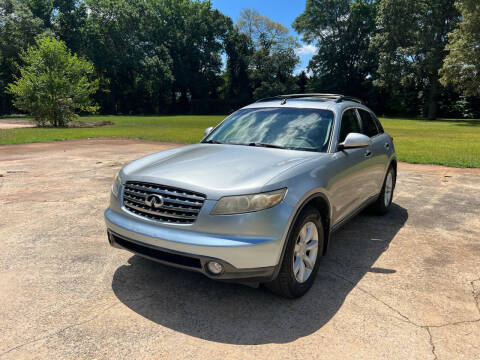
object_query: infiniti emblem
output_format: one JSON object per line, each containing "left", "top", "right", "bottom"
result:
{"left": 145, "top": 194, "right": 164, "bottom": 209}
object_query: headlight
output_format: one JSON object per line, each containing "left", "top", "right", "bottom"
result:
{"left": 111, "top": 171, "right": 123, "bottom": 198}
{"left": 211, "top": 188, "right": 287, "bottom": 215}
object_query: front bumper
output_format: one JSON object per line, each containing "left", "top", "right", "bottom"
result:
{"left": 104, "top": 200, "right": 294, "bottom": 280}
{"left": 107, "top": 230, "right": 275, "bottom": 281}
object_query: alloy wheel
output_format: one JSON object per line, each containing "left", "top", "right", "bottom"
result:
{"left": 384, "top": 171, "right": 393, "bottom": 207}
{"left": 293, "top": 221, "right": 319, "bottom": 283}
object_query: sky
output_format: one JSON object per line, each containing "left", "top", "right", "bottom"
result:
{"left": 210, "top": 0, "right": 316, "bottom": 73}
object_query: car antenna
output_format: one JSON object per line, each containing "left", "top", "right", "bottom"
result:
{"left": 281, "top": 98, "right": 287, "bottom": 105}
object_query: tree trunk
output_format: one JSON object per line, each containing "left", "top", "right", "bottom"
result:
{"left": 427, "top": 76, "right": 439, "bottom": 120}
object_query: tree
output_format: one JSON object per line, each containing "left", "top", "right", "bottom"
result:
{"left": 158, "top": 0, "right": 231, "bottom": 114}
{"left": 224, "top": 27, "right": 253, "bottom": 109}
{"left": 83, "top": 0, "right": 173, "bottom": 114}
{"left": 52, "top": 0, "right": 89, "bottom": 55}
{"left": 372, "top": 0, "right": 459, "bottom": 119}
{"left": 297, "top": 71, "right": 308, "bottom": 93}
{"left": 440, "top": 0, "right": 480, "bottom": 97}
{"left": 0, "top": 0, "right": 44, "bottom": 114}
{"left": 237, "top": 9, "right": 299, "bottom": 99}
{"left": 7, "top": 35, "right": 98, "bottom": 126}
{"left": 293, "top": 0, "right": 378, "bottom": 101}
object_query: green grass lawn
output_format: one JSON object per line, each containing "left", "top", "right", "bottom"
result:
{"left": 0, "top": 115, "right": 479, "bottom": 167}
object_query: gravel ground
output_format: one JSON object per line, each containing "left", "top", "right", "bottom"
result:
{"left": 0, "top": 139, "right": 479, "bottom": 360}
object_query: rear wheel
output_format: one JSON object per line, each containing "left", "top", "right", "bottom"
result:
{"left": 371, "top": 166, "right": 396, "bottom": 215}
{"left": 265, "top": 206, "right": 324, "bottom": 298}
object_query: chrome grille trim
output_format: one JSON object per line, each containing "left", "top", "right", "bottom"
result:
{"left": 126, "top": 183, "right": 205, "bottom": 202}
{"left": 123, "top": 181, "right": 206, "bottom": 224}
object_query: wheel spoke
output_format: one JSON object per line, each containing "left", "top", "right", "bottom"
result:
{"left": 293, "top": 256, "right": 301, "bottom": 275}
{"left": 298, "top": 261, "right": 306, "bottom": 282}
{"left": 305, "top": 239, "right": 318, "bottom": 251}
{"left": 305, "top": 224, "right": 314, "bottom": 242}
{"left": 299, "top": 227, "right": 306, "bottom": 243}
{"left": 303, "top": 255, "right": 314, "bottom": 269}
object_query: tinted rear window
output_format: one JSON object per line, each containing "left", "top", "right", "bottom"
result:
{"left": 358, "top": 109, "right": 380, "bottom": 137}
{"left": 339, "top": 109, "right": 361, "bottom": 142}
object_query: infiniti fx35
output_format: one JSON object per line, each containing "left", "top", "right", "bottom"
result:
{"left": 105, "top": 94, "right": 397, "bottom": 298}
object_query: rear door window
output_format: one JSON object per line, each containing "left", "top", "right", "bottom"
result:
{"left": 358, "top": 109, "right": 380, "bottom": 137}
{"left": 339, "top": 109, "right": 361, "bottom": 143}
{"left": 373, "top": 115, "right": 384, "bottom": 133}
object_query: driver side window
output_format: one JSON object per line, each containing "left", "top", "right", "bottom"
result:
{"left": 339, "top": 109, "right": 361, "bottom": 143}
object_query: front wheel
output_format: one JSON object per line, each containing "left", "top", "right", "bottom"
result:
{"left": 371, "top": 166, "right": 396, "bottom": 215}
{"left": 265, "top": 206, "right": 324, "bottom": 298}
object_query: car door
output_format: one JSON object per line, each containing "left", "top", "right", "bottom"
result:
{"left": 357, "top": 108, "right": 390, "bottom": 196}
{"left": 330, "top": 108, "right": 373, "bottom": 224}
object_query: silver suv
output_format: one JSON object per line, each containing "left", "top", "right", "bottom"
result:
{"left": 105, "top": 94, "right": 396, "bottom": 298}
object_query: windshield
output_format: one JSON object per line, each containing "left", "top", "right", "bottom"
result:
{"left": 204, "top": 107, "right": 334, "bottom": 152}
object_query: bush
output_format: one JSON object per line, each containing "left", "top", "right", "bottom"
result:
{"left": 7, "top": 35, "right": 99, "bottom": 127}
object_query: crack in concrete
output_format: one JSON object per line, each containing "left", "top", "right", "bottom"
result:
{"left": 471, "top": 278, "right": 480, "bottom": 316}
{"left": 325, "top": 270, "right": 480, "bottom": 360}
{"left": 0, "top": 302, "right": 119, "bottom": 358}
{"left": 426, "top": 327, "right": 438, "bottom": 360}
{"left": 0, "top": 291, "right": 164, "bottom": 357}
{"left": 2, "top": 271, "right": 479, "bottom": 358}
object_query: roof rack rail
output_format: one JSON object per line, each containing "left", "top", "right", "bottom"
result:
{"left": 255, "top": 93, "right": 363, "bottom": 104}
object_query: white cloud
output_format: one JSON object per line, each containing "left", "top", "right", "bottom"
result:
{"left": 295, "top": 44, "right": 318, "bottom": 56}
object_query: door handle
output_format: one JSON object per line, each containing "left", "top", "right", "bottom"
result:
{"left": 365, "top": 149, "right": 372, "bottom": 158}
{"left": 384, "top": 143, "right": 390, "bottom": 150}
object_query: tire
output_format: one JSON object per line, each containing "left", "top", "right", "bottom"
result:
{"left": 265, "top": 206, "right": 324, "bottom": 298}
{"left": 371, "top": 165, "right": 396, "bottom": 215}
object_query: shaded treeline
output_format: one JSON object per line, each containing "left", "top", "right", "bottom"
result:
{"left": 0, "top": 0, "right": 479, "bottom": 118}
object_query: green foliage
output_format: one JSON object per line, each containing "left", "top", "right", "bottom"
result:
{"left": 81, "top": 0, "right": 230, "bottom": 114}
{"left": 296, "top": 71, "right": 308, "bottom": 93}
{"left": 0, "top": 0, "right": 44, "bottom": 114}
{"left": 294, "top": 0, "right": 378, "bottom": 100}
{"left": 224, "top": 29, "right": 253, "bottom": 109}
{"left": 454, "top": 95, "right": 475, "bottom": 119}
{"left": 237, "top": 9, "right": 299, "bottom": 100}
{"left": 440, "top": 0, "right": 480, "bottom": 97}
{"left": 7, "top": 35, "right": 99, "bottom": 126}
{"left": 1, "top": 0, "right": 479, "bottom": 118}
{"left": 372, "top": 0, "right": 459, "bottom": 119}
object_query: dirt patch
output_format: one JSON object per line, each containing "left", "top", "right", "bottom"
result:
{"left": 67, "top": 120, "right": 115, "bottom": 128}
{"left": 0, "top": 119, "right": 35, "bottom": 129}
{"left": 0, "top": 119, "right": 115, "bottom": 129}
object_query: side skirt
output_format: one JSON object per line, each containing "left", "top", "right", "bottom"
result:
{"left": 330, "top": 194, "right": 379, "bottom": 234}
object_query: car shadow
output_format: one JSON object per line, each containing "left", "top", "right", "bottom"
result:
{"left": 111, "top": 203, "right": 408, "bottom": 344}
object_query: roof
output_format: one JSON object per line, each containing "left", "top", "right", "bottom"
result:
{"left": 243, "top": 94, "right": 368, "bottom": 112}
{"left": 255, "top": 93, "right": 363, "bottom": 104}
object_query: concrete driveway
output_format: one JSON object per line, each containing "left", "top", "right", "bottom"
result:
{"left": 0, "top": 139, "right": 479, "bottom": 360}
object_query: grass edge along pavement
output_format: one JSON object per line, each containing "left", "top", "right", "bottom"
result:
{"left": 0, "top": 115, "right": 478, "bottom": 168}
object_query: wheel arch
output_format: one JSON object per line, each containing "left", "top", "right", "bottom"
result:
{"left": 389, "top": 158, "right": 397, "bottom": 174}
{"left": 388, "top": 158, "right": 397, "bottom": 188}
{"left": 270, "top": 191, "right": 332, "bottom": 282}
{"left": 288, "top": 192, "right": 332, "bottom": 255}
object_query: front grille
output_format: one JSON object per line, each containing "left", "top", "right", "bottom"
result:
{"left": 123, "top": 181, "right": 206, "bottom": 224}
{"left": 110, "top": 232, "right": 202, "bottom": 269}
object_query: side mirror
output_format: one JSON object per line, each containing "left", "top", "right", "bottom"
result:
{"left": 338, "top": 133, "right": 372, "bottom": 150}
{"left": 204, "top": 127, "right": 214, "bottom": 137}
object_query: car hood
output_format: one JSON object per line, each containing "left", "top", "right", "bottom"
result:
{"left": 122, "top": 143, "right": 320, "bottom": 199}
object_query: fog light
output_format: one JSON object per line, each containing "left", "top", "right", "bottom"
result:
{"left": 207, "top": 261, "right": 223, "bottom": 275}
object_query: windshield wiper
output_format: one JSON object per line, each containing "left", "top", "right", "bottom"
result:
{"left": 248, "top": 142, "right": 287, "bottom": 149}
{"left": 203, "top": 139, "right": 224, "bottom": 144}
